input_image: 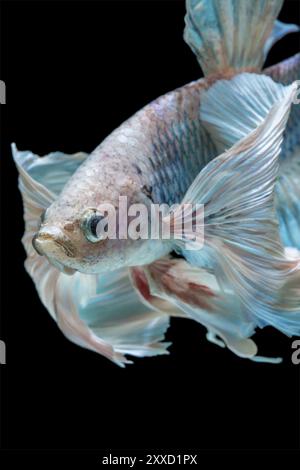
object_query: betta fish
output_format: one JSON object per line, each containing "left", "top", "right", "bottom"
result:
{"left": 13, "top": 0, "right": 300, "bottom": 365}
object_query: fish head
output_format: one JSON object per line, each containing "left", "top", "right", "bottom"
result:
{"left": 32, "top": 166, "right": 167, "bottom": 274}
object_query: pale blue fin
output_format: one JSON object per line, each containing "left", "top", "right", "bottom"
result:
{"left": 264, "top": 20, "right": 300, "bottom": 59}
{"left": 136, "top": 258, "right": 259, "bottom": 360}
{"left": 200, "top": 70, "right": 300, "bottom": 162}
{"left": 276, "top": 150, "right": 300, "bottom": 249}
{"left": 199, "top": 73, "right": 291, "bottom": 151}
{"left": 11, "top": 143, "right": 88, "bottom": 197}
{"left": 199, "top": 73, "right": 300, "bottom": 250}
{"left": 134, "top": 256, "right": 297, "bottom": 363}
{"left": 184, "top": 0, "right": 283, "bottom": 76}
{"left": 250, "top": 355, "right": 282, "bottom": 364}
{"left": 264, "top": 53, "right": 300, "bottom": 163}
{"left": 12, "top": 145, "right": 171, "bottom": 366}
{"left": 264, "top": 54, "right": 300, "bottom": 249}
{"left": 169, "top": 82, "right": 300, "bottom": 337}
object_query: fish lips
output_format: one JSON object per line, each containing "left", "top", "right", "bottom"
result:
{"left": 32, "top": 228, "right": 77, "bottom": 275}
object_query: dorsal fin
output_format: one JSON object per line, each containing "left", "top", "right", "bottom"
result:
{"left": 184, "top": 0, "right": 284, "bottom": 76}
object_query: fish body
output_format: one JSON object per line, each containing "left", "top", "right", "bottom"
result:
{"left": 38, "top": 77, "right": 217, "bottom": 273}
{"left": 35, "top": 57, "right": 300, "bottom": 274}
{"left": 13, "top": 0, "right": 300, "bottom": 365}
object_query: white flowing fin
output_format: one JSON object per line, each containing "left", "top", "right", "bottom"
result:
{"left": 199, "top": 73, "right": 291, "bottom": 152}
{"left": 200, "top": 72, "right": 300, "bottom": 250}
{"left": 166, "top": 82, "right": 300, "bottom": 336}
{"left": 12, "top": 145, "right": 170, "bottom": 366}
{"left": 133, "top": 258, "right": 260, "bottom": 360}
{"left": 11, "top": 143, "right": 88, "bottom": 197}
{"left": 200, "top": 72, "right": 300, "bottom": 164}
{"left": 264, "top": 53, "right": 300, "bottom": 163}
{"left": 265, "top": 54, "right": 300, "bottom": 249}
{"left": 184, "top": 0, "right": 283, "bottom": 76}
{"left": 11, "top": 144, "right": 86, "bottom": 319}
{"left": 55, "top": 269, "right": 171, "bottom": 363}
{"left": 276, "top": 150, "right": 300, "bottom": 249}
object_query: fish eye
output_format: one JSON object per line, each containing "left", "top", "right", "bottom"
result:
{"left": 81, "top": 209, "right": 106, "bottom": 243}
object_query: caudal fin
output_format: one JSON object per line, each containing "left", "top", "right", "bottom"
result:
{"left": 184, "top": 0, "right": 288, "bottom": 76}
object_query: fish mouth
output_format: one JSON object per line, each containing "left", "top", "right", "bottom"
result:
{"left": 49, "top": 235, "right": 76, "bottom": 258}
{"left": 32, "top": 232, "right": 77, "bottom": 275}
{"left": 32, "top": 230, "right": 77, "bottom": 258}
{"left": 32, "top": 233, "right": 45, "bottom": 256}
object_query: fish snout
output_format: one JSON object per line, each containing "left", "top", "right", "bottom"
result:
{"left": 32, "top": 226, "right": 76, "bottom": 259}
{"left": 32, "top": 233, "right": 45, "bottom": 256}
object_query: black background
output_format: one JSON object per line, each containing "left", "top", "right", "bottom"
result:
{"left": 0, "top": 0, "right": 300, "bottom": 456}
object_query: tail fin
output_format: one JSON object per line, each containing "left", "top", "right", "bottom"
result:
{"left": 165, "top": 80, "right": 300, "bottom": 336}
{"left": 184, "top": 0, "right": 283, "bottom": 76}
